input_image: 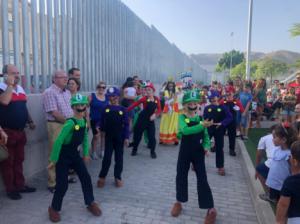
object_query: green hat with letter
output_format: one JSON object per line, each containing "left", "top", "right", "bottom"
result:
{"left": 182, "top": 90, "right": 200, "bottom": 104}
{"left": 70, "top": 93, "right": 88, "bottom": 106}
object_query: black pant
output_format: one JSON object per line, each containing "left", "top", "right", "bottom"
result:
{"left": 176, "top": 146, "right": 214, "bottom": 209}
{"left": 227, "top": 122, "right": 236, "bottom": 152}
{"left": 208, "top": 126, "right": 225, "bottom": 168}
{"left": 99, "top": 137, "right": 124, "bottom": 180}
{"left": 51, "top": 148, "right": 94, "bottom": 211}
{"left": 133, "top": 118, "right": 156, "bottom": 153}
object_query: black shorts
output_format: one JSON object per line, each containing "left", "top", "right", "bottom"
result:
{"left": 90, "top": 120, "right": 100, "bottom": 135}
{"left": 256, "top": 163, "right": 269, "bottom": 180}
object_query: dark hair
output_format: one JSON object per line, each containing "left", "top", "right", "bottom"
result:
{"left": 273, "top": 124, "right": 298, "bottom": 148}
{"left": 2, "top": 65, "right": 8, "bottom": 74}
{"left": 122, "top": 77, "right": 134, "bottom": 89}
{"left": 68, "top": 77, "right": 81, "bottom": 91}
{"left": 166, "top": 81, "right": 176, "bottom": 94}
{"left": 68, "top": 67, "right": 80, "bottom": 76}
{"left": 291, "top": 140, "right": 300, "bottom": 162}
{"left": 270, "top": 124, "right": 277, "bottom": 132}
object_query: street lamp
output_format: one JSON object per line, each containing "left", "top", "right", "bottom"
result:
{"left": 245, "top": 0, "right": 253, "bottom": 80}
{"left": 229, "top": 32, "right": 234, "bottom": 77}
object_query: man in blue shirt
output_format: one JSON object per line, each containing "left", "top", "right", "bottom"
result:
{"left": 239, "top": 84, "right": 253, "bottom": 140}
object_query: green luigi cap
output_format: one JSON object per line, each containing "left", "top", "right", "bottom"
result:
{"left": 182, "top": 90, "right": 200, "bottom": 104}
{"left": 70, "top": 93, "right": 88, "bottom": 106}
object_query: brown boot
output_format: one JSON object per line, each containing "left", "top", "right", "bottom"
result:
{"left": 204, "top": 208, "right": 217, "bottom": 224}
{"left": 97, "top": 178, "right": 105, "bottom": 188}
{"left": 218, "top": 168, "right": 225, "bottom": 176}
{"left": 171, "top": 202, "right": 182, "bottom": 217}
{"left": 87, "top": 202, "right": 102, "bottom": 216}
{"left": 48, "top": 207, "right": 61, "bottom": 222}
{"left": 115, "top": 179, "right": 123, "bottom": 188}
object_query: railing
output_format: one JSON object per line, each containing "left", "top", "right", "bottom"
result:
{"left": 1, "top": 0, "right": 208, "bottom": 93}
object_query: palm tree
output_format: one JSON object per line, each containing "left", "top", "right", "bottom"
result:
{"left": 290, "top": 23, "right": 300, "bottom": 37}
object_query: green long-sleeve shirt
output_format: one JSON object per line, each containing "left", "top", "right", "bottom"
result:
{"left": 177, "top": 114, "right": 211, "bottom": 150}
{"left": 50, "top": 118, "right": 89, "bottom": 163}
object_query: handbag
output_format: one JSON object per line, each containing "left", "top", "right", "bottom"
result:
{"left": 0, "top": 144, "right": 8, "bottom": 162}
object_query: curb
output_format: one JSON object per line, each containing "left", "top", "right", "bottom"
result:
{"left": 237, "top": 139, "right": 276, "bottom": 224}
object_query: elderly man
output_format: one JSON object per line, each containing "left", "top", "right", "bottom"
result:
{"left": 43, "top": 70, "right": 73, "bottom": 193}
{"left": 0, "top": 64, "right": 36, "bottom": 200}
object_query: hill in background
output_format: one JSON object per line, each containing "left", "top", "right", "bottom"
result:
{"left": 191, "top": 50, "right": 300, "bottom": 71}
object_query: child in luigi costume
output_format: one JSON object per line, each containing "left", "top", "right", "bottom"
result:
{"left": 171, "top": 90, "right": 217, "bottom": 224}
{"left": 97, "top": 87, "right": 129, "bottom": 188}
{"left": 48, "top": 93, "right": 101, "bottom": 222}
{"left": 203, "top": 91, "right": 232, "bottom": 176}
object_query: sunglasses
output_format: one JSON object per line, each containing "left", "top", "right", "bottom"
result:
{"left": 97, "top": 86, "right": 106, "bottom": 89}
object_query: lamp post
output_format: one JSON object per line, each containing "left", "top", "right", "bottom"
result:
{"left": 229, "top": 32, "right": 234, "bottom": 77}
{"left": 245, "top": 0, "right": 253, "bottom": 80}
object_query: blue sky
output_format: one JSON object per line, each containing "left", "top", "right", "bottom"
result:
{"left": 122, "top": 0, "right": 300, "bottom": 54}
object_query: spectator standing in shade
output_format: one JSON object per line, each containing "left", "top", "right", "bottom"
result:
{"left": 43, "top": 70, "right": 73, "bottom": 193}
{"left": 0, "top": 64, "right": 36, "bottom": 200}
{"left": 89, "top": 81, "right": 108, "bottom": 159}
{"left": 68, "top": 67, "right": 81, "bottom": 81}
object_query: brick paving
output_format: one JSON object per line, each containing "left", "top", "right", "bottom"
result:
{"left": 0, "top": 136, "right": 258, "bottom": 224}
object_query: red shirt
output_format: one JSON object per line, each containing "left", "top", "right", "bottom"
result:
{"left": 127, "top": 96, "right": 161, "bottom": 116}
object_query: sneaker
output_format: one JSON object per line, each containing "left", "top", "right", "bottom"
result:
{"left": 128, "top": 142, "right": 134, "bottom": 148}
{"left": 151, "top": 152, "right": 157, "bottom": 159}
{"left": 115, "top": 179, "right": 123, "bottom": 188}
{"left": 87, "top": 202, "right": 102, "bottom": 216}
{"left": 48, "top": 206, "right": 61, "bottom": 222}
{"left": 204, "top": 208, "right": 217, "bottom": 224}
{"left": 19, "top": 185, "right": 36, "bottom": 193}
{"left": 218, "top": 168, "right": 225, "bottom": 176}
{"left": 259, "top": 192, "right": 277, "bottom": 204}
{"left": 229, "top": 151, "right": 236, "bottom": 156}
{"left": 97, "top": 178, "right": 105, "bottom": 188}
{"left": 171, "top": 202, "right": 182, "bottom": 217}
{"left": 48, "top": 186, "right": 56, "bottom": 193}
{"left": 131, "top": 150, "right": 137, "bottom": 156}
{"left": 91, "top": 151, "right": 98, "bottom": 160}
{"left": 7, "top": 191, "right": 22, "bottom": 200}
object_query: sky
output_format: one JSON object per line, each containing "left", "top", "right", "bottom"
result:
{"left": 122, "top": 0, "right": 300, "bottom": 55}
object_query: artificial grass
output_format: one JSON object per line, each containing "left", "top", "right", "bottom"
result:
{"left": 243, "top": 128, "right": 270, "bottom": 166}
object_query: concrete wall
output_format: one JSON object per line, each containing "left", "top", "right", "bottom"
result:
{"left": 0, "top": 94, "right": 49, "bottom": 191}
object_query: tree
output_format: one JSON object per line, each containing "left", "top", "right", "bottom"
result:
{"left": 230, "top": 60, "right": 258, "bottom": 79}
{"left": 215, "top": 50, "right": 244, "bottom": 72}
{"left": 290, "top": 23, "right": 300, "bottom": 37}
{"left": 290, "top": 59, "right": 300, "bottom": 70}
{"left": 254, "top": 59, "right": 288, "bottom": 82}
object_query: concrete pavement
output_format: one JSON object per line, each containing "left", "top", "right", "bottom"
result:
{"left": 0, "top": 137, "right": 258, "bottom": 224}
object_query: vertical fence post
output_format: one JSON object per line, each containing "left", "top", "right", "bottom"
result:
{"left": 61, "top": 0, "right": 67, "bottom": 71}
{"left": 66, "top": 0, "right": 72, "bottom": 71}
{"left": 40, "top": 0, "right": 47, "bottom": 89}
{"left": 21, "top": 0, "right": 31, "bottom": 92}
{"left": 54, "top": 0, "right": 60, "bottom": 69}
{"left": 2, "top": 0, "right": 9, "bottom": 66}
{"left": 47, "top": 0, "right": 54, "bottom": 79}
{"left": 72, "top": 0, "right": 77, "bottom": 68}
{"left": 12, "top": 0, "right": 20, "bottom": 68}
{"left": 31, "top": 0, "right": 39, "bottom": 93}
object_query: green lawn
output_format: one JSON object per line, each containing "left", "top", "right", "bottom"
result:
{"left": 244, "top": 128, "right": 270, "bottom": 165}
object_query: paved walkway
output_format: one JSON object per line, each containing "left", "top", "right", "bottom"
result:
{"left": 0, "top": 137, "right": 258, "bottom": 224}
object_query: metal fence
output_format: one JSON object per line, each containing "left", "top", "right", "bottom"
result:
{"left": 0, "top": 0, "right": 208, "bottom": 93}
